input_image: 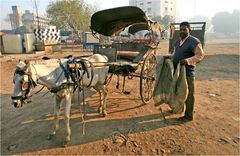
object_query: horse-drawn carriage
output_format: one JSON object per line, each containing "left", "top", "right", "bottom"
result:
{"left": 90, "top": 6, "right": 163, "bottom": 104}
{"left": 11, "top": 6, "right": 163, "bottom": 146}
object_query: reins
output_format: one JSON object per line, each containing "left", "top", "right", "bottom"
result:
{"left": 33, "top": 85, "right": 45, "bottom": 95}
{"left": 76, "top": 65, "right": 86, "bottom": 135}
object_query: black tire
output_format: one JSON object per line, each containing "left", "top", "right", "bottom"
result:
{"left": 140, "top": 51, "right": 157, "bottom": 104}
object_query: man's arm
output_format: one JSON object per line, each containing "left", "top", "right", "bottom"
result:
{"left": 186, "top": 43, "right": 205, "bottom": 65}
{"left": 164, "top": 47, "right": 175, "bottom": 59}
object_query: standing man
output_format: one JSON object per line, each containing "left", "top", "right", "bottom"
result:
{"left": 171, "top": 21, "right": 205, "bottom": 122}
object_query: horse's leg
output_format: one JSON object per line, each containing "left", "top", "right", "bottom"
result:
{"left": 97, "top": 89, "right": 103, "bottom": 115}
{"left": 63, "top": 91, "right": 72, "bottom": 147}
{"left": 48, "top": 95, "right": 62, "bottom": 140}
{"left": 102, "top": 85, "right": 108, "bottom": 117}
{"left": 94, "top": 84, "right": 107, "bottom": 117}
{"left": 93, "top": 86, "right": 104, "bottom": 116}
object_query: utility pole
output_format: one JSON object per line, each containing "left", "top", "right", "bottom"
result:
{"left": 33, "top": 0, "right": 40, "bottom": 29}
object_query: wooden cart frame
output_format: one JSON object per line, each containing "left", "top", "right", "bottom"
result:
{"left": 88, "top": 6, "right": 163, "bottom": 104}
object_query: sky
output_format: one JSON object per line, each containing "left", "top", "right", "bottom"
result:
{"left": 0, "top": 0, "right": 239, "bottom": 29}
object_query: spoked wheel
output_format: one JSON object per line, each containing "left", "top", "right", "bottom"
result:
{"left": 140, "top": 51, "right": 157, "bottom": 104}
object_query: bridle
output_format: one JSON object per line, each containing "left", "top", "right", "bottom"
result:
{"left": 11, "top": 66, "right": 37, "bottom": 104}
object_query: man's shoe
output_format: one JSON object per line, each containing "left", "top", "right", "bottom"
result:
{"left": 178, "top": 116, "right": 193, "bottom": 122}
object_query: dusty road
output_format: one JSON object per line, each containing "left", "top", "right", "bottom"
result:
{"left": 0, "top": 38, "right": 239, "bottom": 155}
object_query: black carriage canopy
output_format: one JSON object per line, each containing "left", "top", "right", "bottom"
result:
{"left": 128, "top": 23, "right": 149, "bottom": 35}
{"left": 90, "top": 6, "right": 150, "bottom": 36}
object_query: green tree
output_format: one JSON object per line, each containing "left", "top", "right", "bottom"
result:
{"left": 212, "top": 11, "right": 231, "bottom": 34}
{"left": 46, "top": 0, "right": 95, "bottom": 36}
{"left": 212, "top": 10, "right": 240, "bottom": 34}
{"left": 152, "top": 15, "right": 174, "bottom": 29}
{"left": 152, "top": 16, "right": 162, "bottom": 23}
{"left": 161, "top": 15, "right": 175, "bottom": 28}
{"left": 230, "top": 10, "right": 240, "bottom": 33}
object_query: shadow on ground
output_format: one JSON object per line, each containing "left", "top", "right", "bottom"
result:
{"left": 1, "top": 91, "right": 181, "bottom": 155}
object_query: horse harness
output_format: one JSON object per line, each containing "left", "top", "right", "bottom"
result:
{"left": 12, "top": 58, "right": 94, "bottom": 100}
{"left": 49, "top": 58, "right": 94, "bottom": 94}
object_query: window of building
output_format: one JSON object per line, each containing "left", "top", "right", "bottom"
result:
{"left": 140, "top": 2, "right": 144, "bottom": 5}
{"left": 165, "top": 1, "right": 168, "bottom": 3}
{"left": 165, "top": 7, "right": 168, "bottom": 11}
{"left": 147, "top": 1, "right": 152, "bottom": 4}
{"left": 147, "top": 7, "right": 151, "bottom": 12}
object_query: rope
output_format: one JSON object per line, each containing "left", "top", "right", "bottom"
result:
{"left": 76, "top": 65, "right": 85, "bottom": 135}
{"left": 86, "top": 60, "right": 94, "bottom": 88}
{"left": 81, "top": 74, "right": 86, "bottom": 131}
{"left": 105, "top": 73, "right": 113, "bottom": 86}
{"left": 33, "top": 85, "right": 45, "bottom": 95}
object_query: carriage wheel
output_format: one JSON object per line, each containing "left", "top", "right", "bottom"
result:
{"left": 140, "top": 51, "right": 157, "bottom": 104}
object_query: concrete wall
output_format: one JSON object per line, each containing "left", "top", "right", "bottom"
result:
{"left": 24, "top": 33, "right": 36, "bottom": 52}
{"left": 2, "top": 34, "right": 23, "bottom": 53}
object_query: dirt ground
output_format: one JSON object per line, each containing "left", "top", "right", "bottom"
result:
{"left": 0, "top": 37, "right": 239, "bottom": 155}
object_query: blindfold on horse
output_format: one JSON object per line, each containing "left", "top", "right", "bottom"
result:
{"left": 12, "top": 60, "right": 37, "bottom": 107}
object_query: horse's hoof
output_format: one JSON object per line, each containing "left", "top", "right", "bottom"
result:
{"left": 47, "top": 134, "right": 54, "bottom": 140}
{"left": 63, "top": 140, "right": 69, "bottom": 147}
{"left": 102, "top": 111, "right": 107, "bottom": 117}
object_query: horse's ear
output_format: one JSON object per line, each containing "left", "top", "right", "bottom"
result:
{"left": 24, "top": 60, "right": 30, "bottom": 65}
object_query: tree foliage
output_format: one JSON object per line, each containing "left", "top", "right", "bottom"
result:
{"left": 46, "top": 0, "right": 96, "bottom": 34}
{"left": 152, "top": 16, "right": 162, "bottom": 23}
{"left": 152, "top": 15, "right": 175, "bottom": 28}
{"left": 161, "top": 15, "right": 175, "bottom": 27}
{"left": 212, "top": 10, "right": 240, "bottom": 34}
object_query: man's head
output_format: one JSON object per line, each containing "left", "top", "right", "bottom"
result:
{"left": 179, "top": 21, "right": 191, "bottom": 39}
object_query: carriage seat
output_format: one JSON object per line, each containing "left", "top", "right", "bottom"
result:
{"left": 93, "top": 42, "right": 150, "bottom": 63}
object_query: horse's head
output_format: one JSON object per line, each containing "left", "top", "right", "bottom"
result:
{"left": 148, "top": 21, "right": 165, "bottom": 45}
{"left": 150, "top": 22, "right": 165, "bottom": 33}
{"left": 11, "top": 60, "right": 36, "bottom": 108}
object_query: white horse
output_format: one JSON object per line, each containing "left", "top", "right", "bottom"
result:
{"left": 11, "top": 54, "right": 109, "bottom": 146}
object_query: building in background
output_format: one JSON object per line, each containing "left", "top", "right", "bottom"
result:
{"left": 22, "top": 10, "right": 35, "bottom": 32}
{"left": 35, "top": 15, "right": 50, "bottom": 29}
{"left": 129, "top": 0, "right": 176, "bottom": 19}
{"left": 9, "top": 6, "right": 49, "bottom": 33}
{"left": 9, "top": 6, "right": 23, "bottom": 30}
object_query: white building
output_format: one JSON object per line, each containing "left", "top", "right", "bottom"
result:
{"left": 22, "top": 10, "right": 35, "bottom": 32}
{"left": 34, "top": 15, "right": 50, "bottom": 29}
{"left": 22, "top": 10, "right": 50, "bottom": 31}
{"left": 9, "top": 6, "right": 23, "bottom": 30}
{"left": 129, "top": 0, "right": 176, "bottom": 19}
{"left": 9, "top": 6, "right": 50, "bottom": 32}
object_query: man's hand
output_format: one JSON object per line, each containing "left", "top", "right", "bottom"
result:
{"left": 180, "top": 59, "right": 187, "bottom": 65}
